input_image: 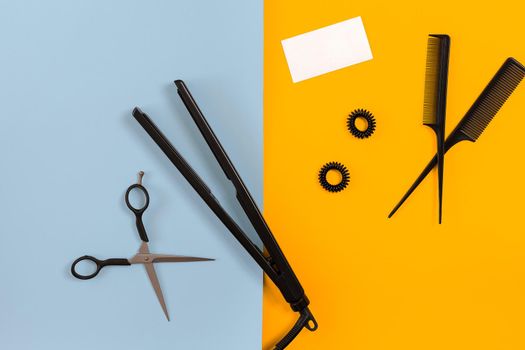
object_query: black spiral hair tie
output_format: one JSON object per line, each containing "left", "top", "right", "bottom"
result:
{"left": 318, "top": 162, "right": 350, "bottom": 193}
{"left": 347, "top": 108, "right": 376, "bottom": 139}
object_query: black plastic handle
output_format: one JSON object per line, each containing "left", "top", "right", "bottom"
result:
{"left": 71, "top": 255, "right": 130, "bottom": 280}
{"left": 125, "top": 183, "right": 150, "bottom": 242}
{"left": 388, "top": 133, "right": 467, "bottom": 218}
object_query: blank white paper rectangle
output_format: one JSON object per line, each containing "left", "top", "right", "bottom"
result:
{"left": 281, "top": 16, "right": 373, "bottom": 83}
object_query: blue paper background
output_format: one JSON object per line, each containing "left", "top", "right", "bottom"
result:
{"left": 0, "top": 1, "right": 263, "bottom": 349}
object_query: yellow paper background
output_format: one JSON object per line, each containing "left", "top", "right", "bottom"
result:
{"left": 263, "top": 1, "right": 525, "bottom": 349}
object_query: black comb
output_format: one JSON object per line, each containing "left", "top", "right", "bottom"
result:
{"left": 389, "top": 57, "right": 525, "bottom": 218}
{"left": 423, "top": 34, "right": 450, "bottom": 223}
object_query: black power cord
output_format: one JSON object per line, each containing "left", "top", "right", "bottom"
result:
{"left": 274, "top": 307, "right": 318, "bottom": 349}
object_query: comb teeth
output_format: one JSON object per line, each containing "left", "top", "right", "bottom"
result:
{"left": 423, "top": 36, "right": 442, "bottom": 125}
{"left": 459, "top": 58, "right": 525, "bottom": 141}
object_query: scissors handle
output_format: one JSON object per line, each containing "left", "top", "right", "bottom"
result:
{"left": 125, "top": 182, "right": 150, "bottom": 242}
{"left": 135, "top": 214, "right": 148, "bottom": 242}
{"left": 71, "top": 255, "right": 130, "bottom": 280}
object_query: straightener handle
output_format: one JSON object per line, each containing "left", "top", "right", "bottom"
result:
{"left": 274, "top": 308, "right": 318, "bottom": 350}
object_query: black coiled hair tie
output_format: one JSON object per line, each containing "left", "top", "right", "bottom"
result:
{"left": 347, "top": 108, "right": 376, "bottom": 139}
{"left": 318, "top": 162, "right": 350, "bottom": 193}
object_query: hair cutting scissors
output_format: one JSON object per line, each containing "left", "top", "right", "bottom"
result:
{"left": 71, "top": 171, "right": 214, "bottom": 320}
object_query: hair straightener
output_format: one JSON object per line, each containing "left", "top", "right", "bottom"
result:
{"left": 132, "top": 80, "right": 317, "bottom": 349}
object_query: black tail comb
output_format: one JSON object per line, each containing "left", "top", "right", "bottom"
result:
{"left": 423, "top": 34, "right": 450, "bottom": 223}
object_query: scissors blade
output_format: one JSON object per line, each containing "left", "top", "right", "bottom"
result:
{"left": 138, "top": 241, "right": 150, "bottom": 254}
{"left": 143, "top": 262, "right": 170, "bottom": 321}
{"left": 151, "top": 254, "right": 214, "bottom": 263}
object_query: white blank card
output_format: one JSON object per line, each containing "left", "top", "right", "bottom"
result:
{"left": 281, "top": 16, "right": 373, "bottom": 83}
